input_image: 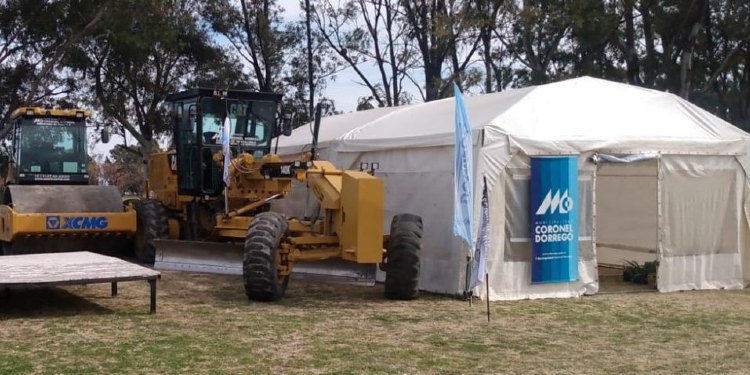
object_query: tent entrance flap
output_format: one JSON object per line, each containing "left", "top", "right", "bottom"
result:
{"left": 595, "top": 160, "right": 658, "bottom": 267}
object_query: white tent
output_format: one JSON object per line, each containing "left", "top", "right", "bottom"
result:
{"left": 276, "top": 76, "right": 750, "bottom": 300}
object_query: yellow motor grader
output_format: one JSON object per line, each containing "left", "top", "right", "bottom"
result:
{"left": 141, "top": 88, "right": 421, "bottom": 301}
{"left": 0, "top": 107, "right": 136, "bottom": 254}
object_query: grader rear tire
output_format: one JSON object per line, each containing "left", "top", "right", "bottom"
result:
{"left": 133, "top": 199, "right": 169, "bottom": 264}
{"left": 390, "top": 213, "right": 423, "bottom": 234}
{"left": 384, "top": 213, "right": 422, "bottom": 300}
{"left": 243, "top": 212, "right": 290, "bottom": 302}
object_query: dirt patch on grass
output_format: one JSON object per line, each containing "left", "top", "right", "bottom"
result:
{"left": 1, "top": 271, "right": 749, "bottom": 374}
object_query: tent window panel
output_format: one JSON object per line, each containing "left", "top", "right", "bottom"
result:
{"left": 662, "top": 169, "right": 738, "bottom": 257}
{"left": 578, "top": 175, "right": 593, "bottom": 240}
{"left": 577, "top": 174, "right": 594, "bottom": 260}
{"left": 505, "top": 173, "right": 531, "bottom": 262}
{"left": 503, "top": 170, "right": 594, "bottom": 262}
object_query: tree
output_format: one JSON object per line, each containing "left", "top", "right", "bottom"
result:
{"left": 68, "top": 0, "right": 245, "bottom": 168}
{"left": 696, "top": 0, "right": 750, "bottom": 128}
{"left": 314, "top": 0, "right": 415, "bottom": 107}
{"left": 0, "top": 0, "right": 109, "bottom": 138}
{"left": 565, "top": 0, "right": 619, "bottom": 79}
{"left": 204, "top": 0, "right": 297, "bottom": 92}
{"left": 278, "top": 5, "right": 342, "bottom": 125}
{"left": 472, "top": 0, "right": 506, "bottom": 93}
{"left": 504, "top": 0, "right": 571, "bottom": 86}
{"left": 400, "top": 0, "right": 476, "bottom": 100}
{"left": 88, "top": 145, "right": 145, "bottom": 194}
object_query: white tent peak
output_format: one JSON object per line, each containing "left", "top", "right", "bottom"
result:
{"left": 278, "top": 76, "right": 749, "bottom": 156}
{"left": 494, "top": 76, "right": 748, "bottom": 144}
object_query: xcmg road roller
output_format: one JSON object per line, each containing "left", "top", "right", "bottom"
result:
{"left": 0, "top": 107, "right": 136, "bottom": 255}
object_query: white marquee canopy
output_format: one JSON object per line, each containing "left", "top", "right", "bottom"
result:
{"left": 276, "top": 77, "right": 750, "bottom": 300}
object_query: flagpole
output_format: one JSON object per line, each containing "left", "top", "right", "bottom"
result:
{"left": 465, "top": 247, "right": 473, "bottom": 307}
{"left": 485, "top": 272, "right": 490, "bottom": 322}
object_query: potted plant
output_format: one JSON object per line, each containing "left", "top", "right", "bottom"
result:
{"left": 622, "top": 260, "right": 659, "bottom": 288}
{"left": 644, "top": 261, "right": 659, "bottom": 289}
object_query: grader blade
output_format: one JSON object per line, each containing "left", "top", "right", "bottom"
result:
{"left": 292, "top": 260, "right": 376, "bottom": 286}
{"left": 153, "top": 239, "right": 243, "bottom": 275}
{"left": 153, "top": 239, "right": 376, "bottom": 284}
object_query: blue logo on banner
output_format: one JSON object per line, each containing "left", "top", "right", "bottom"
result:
{"left": 530, "top": 156, "right": 579, "bottom": 284}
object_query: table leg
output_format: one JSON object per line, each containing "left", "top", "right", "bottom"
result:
{"left": 111, "top": 282, "right": 118, "bottom": 297}
{"left": 149, "top": 279, "right": 156, "bottom": 314}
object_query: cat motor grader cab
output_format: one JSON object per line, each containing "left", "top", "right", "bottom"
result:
{"left": 140, "top": 88, "right": 422, "bottom": 301}
{"left": 0, "top": 107, "right": 136, "bottom": 254}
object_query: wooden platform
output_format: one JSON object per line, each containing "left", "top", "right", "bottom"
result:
{"left": 0, "top": 251, "right": 161, "bottom": 314}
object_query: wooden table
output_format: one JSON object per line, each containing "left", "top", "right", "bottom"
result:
{"left": 0, "top": 251, "right": 161, "bottom": 314}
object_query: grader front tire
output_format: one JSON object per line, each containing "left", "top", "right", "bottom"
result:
{"left": 133, "top": 199, "right": 169, "bottom": 264}
{"left": 384, "top": 213, "right": 423, "bottom": 300}
{"left": 242, "top": 212, "right": 290, "bottom": 302}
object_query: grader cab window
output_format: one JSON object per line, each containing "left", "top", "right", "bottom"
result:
{"left": 168, "top": 89, "right": 282, "bottom": 196}
{"left": 199, "top": 98, "right": 276, "bottom": 151}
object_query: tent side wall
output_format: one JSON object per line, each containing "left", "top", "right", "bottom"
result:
{"left": 657, "top": 155, "right": 746, "bottom": 291}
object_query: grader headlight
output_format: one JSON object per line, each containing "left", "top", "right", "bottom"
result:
{"left": 359, "top": 162, "right": 379, "bottom": 174}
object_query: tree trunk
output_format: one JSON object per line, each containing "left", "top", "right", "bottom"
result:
{"left": 623, "top": 0, "right": 640, "bottom": 84}
{"left": 139, "top": 139, "right": 154, "bottom": 180}
{"left": 482, "top": 27, "right": 493, "bottom": 93}
{"left": 680, "top": 19, "right": 704, "bottom": 99}
{"left": 640, "top": 0, "right": 657, "bottom": 87}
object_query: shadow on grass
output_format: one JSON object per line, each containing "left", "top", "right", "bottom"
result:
{"left": 0, "top": 286, "right": 112, "bottom": 319}
{"left": 157, "top": 270, "right": 452, "bottom": 312}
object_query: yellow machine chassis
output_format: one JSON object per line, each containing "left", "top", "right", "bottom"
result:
{"left": 0, "top": 206, "right": 137, "bottom": 241}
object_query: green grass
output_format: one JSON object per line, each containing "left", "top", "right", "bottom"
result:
{"left": 1, "top": 272, "right": 750, "bottom": 374}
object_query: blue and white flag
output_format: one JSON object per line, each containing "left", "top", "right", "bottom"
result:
{"left": 453, "top": 83, "right": 474, "bottom": 249}
{"left": 468, "top": 176, "right": 490, "bottom": 290}
{"left": 222, "top": 116, "right": 232, "bottom": 187}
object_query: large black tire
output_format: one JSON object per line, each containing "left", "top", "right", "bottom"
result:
{"left": 133, "top": 199, "right": 169, "bottom": 264}
{"left": 389, "top": 213, "right": 423, "bottom": 234}
{"left": 384, "top": 213, "right": 423, "bottom": 300}
{"left": 243, "top": 212, "right": 290, "bottom": 302}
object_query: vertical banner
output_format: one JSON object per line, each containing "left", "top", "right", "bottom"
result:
{"left": 530, "top": 156, "right": 579, "bottom": 284}
{"left": 453, "top": 83, "right": 473, "bottom": 249}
